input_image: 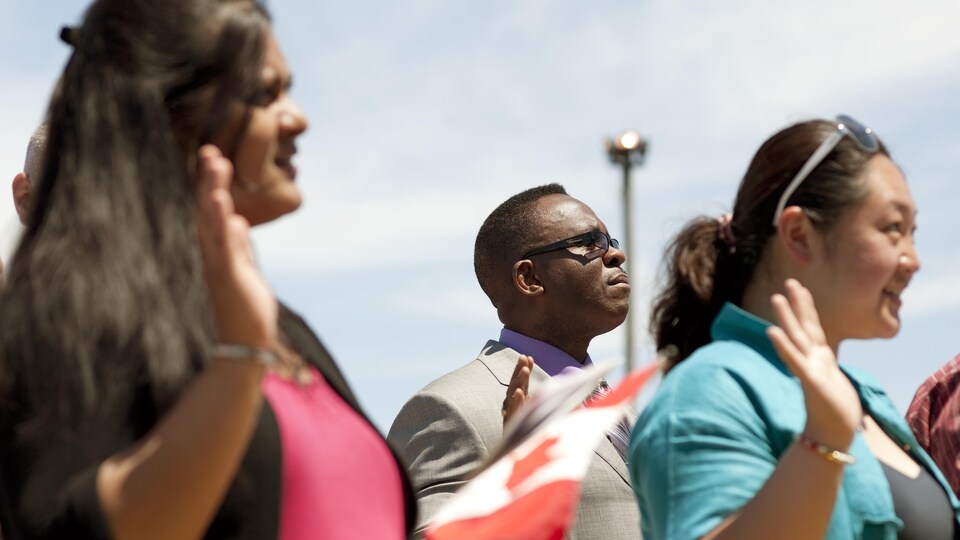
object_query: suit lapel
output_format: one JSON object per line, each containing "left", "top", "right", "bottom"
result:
{"left": 478, "top": 339, "right": 631, "bottom": 486}
{"left": 593, "top": 428, "right": 631, "bottom": 485}
{"left": 478, "top": 339, "right": 552, "bottom": 389}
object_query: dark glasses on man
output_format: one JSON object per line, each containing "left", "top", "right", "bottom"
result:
{"left": 521, "top": 231, "right": 620, "bottom": 259}
{"left": 771, "top": 114, "right": 880, "bottom": 226}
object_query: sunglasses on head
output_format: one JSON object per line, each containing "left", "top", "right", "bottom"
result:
{"left": 771, "top": 114, "right": 881, "bottom": 226}
{"left": 521, "top": 230, "right": 619, "bottom": 260}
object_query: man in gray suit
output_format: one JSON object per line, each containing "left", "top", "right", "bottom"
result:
{"left": 388, "top": 183, "right": 641, "bottom": 539}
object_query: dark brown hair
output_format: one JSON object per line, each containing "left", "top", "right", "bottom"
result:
{"left": 651, "top": 118, "right": 889, "bottom": 367}
{"left": 0, "top": 0, "right": 271, "bottom": 435}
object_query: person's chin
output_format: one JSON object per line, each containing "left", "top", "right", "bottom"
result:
{"left": 245, "top": 197, "right": 302, "bottom": 226}
{"left": 882, "top": 311, "right": 902, "bottom": 337}
{"left": 281, "top": 191, "right": 303, "bottom": 212}
{"left": 270, "top": 196, "right": 302, "bottom": 220}
{"left": 863, "top": 312, "right": 901, "bottom": 340}
{"left": 268, "top": 183, "right": 303, "bottom": 214}
{"left": 608, "top": 303, "right": 630, "bottom": 325}
{"left": 882, "top": 295, "right": 904, "bottom": 331}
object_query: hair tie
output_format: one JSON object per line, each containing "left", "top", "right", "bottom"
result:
{"left": 717, "top": 213, "right": 736, "bottom": 252}
{"left": 59, "top": 26, "right": 78, "bottom": 47}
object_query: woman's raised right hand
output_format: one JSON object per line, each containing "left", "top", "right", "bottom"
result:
{"left": 195, "top": 145, "right": 277, "bottom": 349}
{"left": 766, "top": 279, "right": 862, "bottom": 451}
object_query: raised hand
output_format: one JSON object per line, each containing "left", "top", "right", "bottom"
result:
{"left": 502, "top": 355, "right": 534, "bottom": 427}
{"left": 195, "top": 145, "right": 277, "bottom": 349}
{"left": 766, "top": 279, "right": 862, "bottom": 450}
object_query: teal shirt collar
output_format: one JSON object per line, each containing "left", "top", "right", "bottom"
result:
{"left": 710, "top": 302, "right": 890, "bottom": 393}
{"left": 710, "top": 303, "right": 789, "bottom": 376}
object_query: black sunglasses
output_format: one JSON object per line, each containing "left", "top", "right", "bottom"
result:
{"left": 521, "top": 231, "right": 620, "bottom": 259}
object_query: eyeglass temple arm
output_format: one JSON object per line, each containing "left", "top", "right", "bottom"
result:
{"left": 770, "top": 128, "right": 847, "bottom": 227}
{"left": 523, "top": 238, "right": 576, "bottom": 258}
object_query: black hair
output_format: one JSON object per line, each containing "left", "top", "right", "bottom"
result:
{"left": 474, "top": 183, "right": 568, "bottom": 307}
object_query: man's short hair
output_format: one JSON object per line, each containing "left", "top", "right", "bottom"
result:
{"left": 474, "top": 183, "right": 568, "bottom": 306}
{"left": 23, "top": 124, "right": 49, "bottom": 179}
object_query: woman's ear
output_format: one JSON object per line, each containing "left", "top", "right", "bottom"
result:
{"left": 774, "top": 206, "right": 820, "bottom": 266}
{"left": 512, "top": 259, "right": 544, "bottom": 297}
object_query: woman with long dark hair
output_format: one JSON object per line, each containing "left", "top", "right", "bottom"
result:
{"left": 630, "top": 116, "right": 960, "bottom": 539}
{"left": 0, "top": 1, "right": 413, "bottom": 539}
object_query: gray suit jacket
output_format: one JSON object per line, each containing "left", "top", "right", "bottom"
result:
{"left": 388, "top": 340, "right": 642, "bottom": 539}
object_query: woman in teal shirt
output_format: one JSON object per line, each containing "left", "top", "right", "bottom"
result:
{"left": 630, "top": 116, "right": 960, "bottom": 540}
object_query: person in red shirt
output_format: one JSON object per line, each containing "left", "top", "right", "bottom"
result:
{"left": 907, "top": 355, "right": 960, "bottom": 496}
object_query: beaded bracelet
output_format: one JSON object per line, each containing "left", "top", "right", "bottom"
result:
{"left": 796, "top": 433, "right": 856, "bottom": 465}
{"left": 213, "top": 343, "right": 278, "bottom": 366}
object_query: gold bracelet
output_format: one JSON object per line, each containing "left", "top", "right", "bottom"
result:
{"left": 796, "top": 433, "right": 856, "bottom": 465}
{"left": 213, "top": 343, "right": 278, "bottom": 366}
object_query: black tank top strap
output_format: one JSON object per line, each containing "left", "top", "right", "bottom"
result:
{"left": 880, "top": 461, "right": 957, "bottom": 540}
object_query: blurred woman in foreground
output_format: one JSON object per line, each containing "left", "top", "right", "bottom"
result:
{"left": 0, "top": 1, "right": 413, "bottom": 538}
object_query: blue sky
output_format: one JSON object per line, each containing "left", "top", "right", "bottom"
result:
{"left": 4, "top": 0, "right": 960, "bottom": 431}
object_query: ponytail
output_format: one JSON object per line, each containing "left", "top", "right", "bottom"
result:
{"left": 650, "top": 217, "right": 749, "bottom": 368}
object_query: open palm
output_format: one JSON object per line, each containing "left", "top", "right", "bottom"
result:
{"left": 195, "top": 145, "right": 278, "bottom": 349}
{"left": 766, "top": 279, "right": 862, "bottom": 449}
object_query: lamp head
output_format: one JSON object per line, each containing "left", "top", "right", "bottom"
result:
{"left": 606, "top": 129, "right": 647, "bottom": 166}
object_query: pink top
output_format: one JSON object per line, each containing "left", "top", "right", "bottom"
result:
{"left": 261, "top": 368, "right": 406, "bottom": 540}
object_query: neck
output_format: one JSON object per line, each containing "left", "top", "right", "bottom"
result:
{"left": 740, "top": 272, "right": 840, "bottom": 356}
{"left": 740, "top": 277, "right": 779, "bottom": 330}
{"left": 503, "top": 324, "right": 590, "bottom": 363}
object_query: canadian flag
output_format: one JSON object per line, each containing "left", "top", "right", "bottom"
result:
{"left": 426, "top": 362, "right": 659, "bottom": 540}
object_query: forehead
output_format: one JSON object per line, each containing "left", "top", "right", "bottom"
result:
{"left": 533, "top": 194, "right": 605, "bottom": 237}
{"left": 261, "top": 30, "right": 289, "bottom": 78}
{"left": 855, "top": 154, "right": 916, "bottom": 218}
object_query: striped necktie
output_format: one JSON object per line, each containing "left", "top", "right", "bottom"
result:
{"left": 591, "top": 379, "right": 632, "bottom": 463}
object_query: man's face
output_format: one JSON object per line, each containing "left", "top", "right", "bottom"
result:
{"left": 526, "top": 194, "right": 630, "bottom": 338}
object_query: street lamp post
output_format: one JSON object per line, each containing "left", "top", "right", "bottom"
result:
{"left": 605, "top": 130, "right": 648, "bottom": 373}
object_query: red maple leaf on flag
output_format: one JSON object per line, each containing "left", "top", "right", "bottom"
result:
{"left": 506, "top": 436, "right": 559, "bottom": 490}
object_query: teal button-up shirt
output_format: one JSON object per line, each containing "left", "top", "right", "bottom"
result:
{"left": 629, "top": 303, "right": 960, "bottom": 540}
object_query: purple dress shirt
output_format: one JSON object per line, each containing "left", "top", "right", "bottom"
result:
{"left": 498, "top": 327, "right": 593, "bottom": 378}
{"left": 498, "top": 327, "right": 630, "bottom": 461}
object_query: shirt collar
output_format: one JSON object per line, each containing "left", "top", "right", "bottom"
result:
{"left": 710, "top": 303, "right": 789, "bottom": 375}
{"left": 498, "top": 327, "right": 592, "bottom": 378}
{"left": 709, "top": 302, "right": 883, "bottom": 391}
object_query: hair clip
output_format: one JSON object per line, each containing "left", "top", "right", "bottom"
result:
{"left": 59, "top": 26, "right": 78, "bottom": 47}
{"left": 716, "top": 213, "right": 736, "bottom": 254}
